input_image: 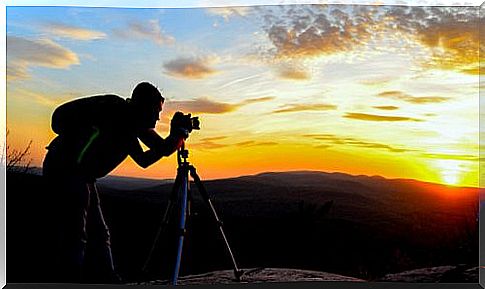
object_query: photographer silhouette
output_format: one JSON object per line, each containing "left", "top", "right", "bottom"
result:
{"left": 43, "top": 82, "right": 195, "bottom": 283}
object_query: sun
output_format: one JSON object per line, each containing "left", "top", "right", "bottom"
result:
{"left": 441, "top": 171, "right": 460, "bottom": 186}
{"left": 434, "top": 159, "right": 464, "bottom": 186}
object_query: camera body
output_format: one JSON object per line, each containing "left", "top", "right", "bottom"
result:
{"left": 172, "top": 112, "right": 200, "bottom": 133}
{"left": 185, "top": 114, "right": 200, "bottom": 131}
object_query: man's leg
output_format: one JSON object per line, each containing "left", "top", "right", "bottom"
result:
{"left": 52, "top": 177, "right": 91, "bottom": 283}
{"left": 83, "top": 182, "right": 120, "bottom": 283}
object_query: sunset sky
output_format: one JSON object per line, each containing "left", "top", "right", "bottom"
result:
{"left": 6, "top": 4, "right": 482, "bottom": 187}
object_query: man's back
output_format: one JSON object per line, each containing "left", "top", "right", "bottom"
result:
{"left": 46, "top": 94, "right": 136, "bottom": 180}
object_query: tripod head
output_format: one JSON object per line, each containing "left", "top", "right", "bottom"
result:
{"left": 177, "top": 142, "right": 189, "bottom": 166}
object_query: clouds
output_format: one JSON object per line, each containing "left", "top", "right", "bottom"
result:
{"left": 6, "top": 63, "right": 29, "bottom": 81}
{"left": 189, "top": 136, "right": 277, "bottom": 151}
{"left": 385, "top": 7, "right": 480, "bottom": 73}
{"left": 242, "top": 96, "right": 275, "bottom": 105}
{"left": 421, "top": 152, "right": 478, "bottom": 161}
{"left": 163, "top": 57, "right": 218, "bottom": 79}
{"left": 43, "top": 22, "right": 106, "bottom": 40}
{"left": 12, "top": 88, "right": 62, "bottom": 107}
{"left": 190, "top": 136, "right": 229, "bottom": 150}
{"left": 260, "top": 6, "right": 376, "bottom": 59}
{"left": 165, "top": 96, "right": 273, "bottom": 115}
{"left": 114, "top": 19, "right": 175, "bottom": 46}
{"left": 273, "top": 103, "right": 337, "bottom": 113}
{"left": 7, "top": 36, "right": 79, "bottom": 81}
{"left": 258, "top": 5, "right": 479, "bottom": 74}
{"left": 304, "top": 133, "right": 413, "bottom": 153}
{"left": 206, "top": 7, "right": 251, "bottom": 21}
{"left": 377, "top": 91, "right": 450, "bottom": 104}
{"left": 343, "top": 112, "right": 423, "bottom": 122}
{"left": 373, "top": 105, "right": 399, "bottom": 111}
{"left": 166, "top": 97, "right": 239, "bottom": 114}
{"left": 276, "top": 66, "right": 311, "bottom": 80}
{"left": 7, "top": 22, "right": 108, "bottom": 81}
{"left": 234, "top": 140, "right": 277, "bottom": 147}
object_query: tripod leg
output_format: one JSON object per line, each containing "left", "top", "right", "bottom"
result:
{"left": 172, "top": 166, "right": 190, "bottom": 285}
{"left": 141, "top": 172, "right": 183, "bottom": 276}
{"left": 189, "top": 166, "right": 244, "bottom": 281}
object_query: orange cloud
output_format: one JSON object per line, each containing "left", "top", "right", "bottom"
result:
{"left": 359, "top": 77, "right": 393, "bottom": 86}
{"left": 166, "top": 97, "right": 239, "bottom": 114}
{"left": 273, "top": 103, "right": 337, "bottom": 113}
{"left": 260, "top": 6, "right": 380, "bottom": 59}
{"left": 260, "top": 6, "right": 479, "bottom": 74}
{"left": 414, "top": 15, "right": 479, "bottom": 73}
{"left": 234, "top": 140, "right": 277, "bottom": 147}
{"left": 190, "top": 138, "right": 277, "bottom": 151}
{"left": 163, "top": 57, "right": 218, "bottom": 79}
{"left": 200, "top": 136, "right": 228, "bottom": 142}
{"left": 384, "top": 7, "right": 479, "bottom": 73}
{"left": 165, "top": 96, "right": 274, "bottom": 115}
{"left": 242, "top": 96, "right": 276, "bottom": 105}
{"left": 377, "top": 91, "right": 450, "bottom": 104}
{"left": 344, "top": 112, "right": 423, "bottom": 122}
{"left": 303, "top": 133, "right": 413, "bottom": 153}
{"left": 7, "top": 36, "right": 79, "bottom": 81}
{"left": 44, "top": 22, "right": 106, "bottom": 40}
{"left": 190, "top": 140, "right": 228, "bottom": 150}
{"left": 373, "top": 105, "right": 399, "bottom": 110}
{"left": 277, "top": 67, "right": 310, "bottom": 80}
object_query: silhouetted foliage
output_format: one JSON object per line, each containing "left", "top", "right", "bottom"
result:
{"left": 5, "top": 129, "right": 33, "bottom": 174}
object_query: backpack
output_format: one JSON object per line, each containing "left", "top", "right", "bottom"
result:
{"left": 51, "top": 94, "right": 126, "bottom": 136}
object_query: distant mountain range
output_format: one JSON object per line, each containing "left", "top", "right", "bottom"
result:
{"left": 97, "top": 170, "right": 480, "bottom": 243}
{"left": 7, "top": 169, "right": 480, "bottom": 283}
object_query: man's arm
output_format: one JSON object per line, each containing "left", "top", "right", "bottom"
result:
{"left": 128, "top": 129, "right": 184, "bottom": 168}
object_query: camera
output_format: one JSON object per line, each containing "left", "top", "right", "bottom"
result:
{"left": 172, "top": 112, "right": 200, "bottom": 133}
{"left": 184, "top": 114, "right": 200, "bottom": 131}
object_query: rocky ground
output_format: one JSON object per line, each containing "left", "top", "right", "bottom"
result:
{"left": 135, "top": 265, "right": 480, "bottom": 285}
{"left": 137, "top": 268, "right": 365, "bottom": 285}
{"left": 377, "top": 265, "right": 479, "bottom": 283}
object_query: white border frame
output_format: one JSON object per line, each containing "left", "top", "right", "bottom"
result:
{"left": 2, "top": 1, "right": 483, "bottom": 288}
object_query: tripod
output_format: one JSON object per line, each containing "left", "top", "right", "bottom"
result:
{"left": 141, "top": 143, "right": 243, "bottom": 285}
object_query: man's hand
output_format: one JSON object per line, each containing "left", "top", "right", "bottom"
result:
{"left": 170, "top": 111, "right": 190, "bottom": 139}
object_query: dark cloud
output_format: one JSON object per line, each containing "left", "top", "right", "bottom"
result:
{"left": 163, "top": 57, "right": 218, "bottom": 79}
{"left": 273, "top": 103, "right": 337, "bottom": 113}
{"left": 344, "top": 112, "right": 423, "bottom": 122}
{"left": 377, "top": 91, "right": 450, "bottom": 104}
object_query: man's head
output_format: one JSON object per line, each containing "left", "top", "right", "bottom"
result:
{"left": 130, "top": 82, "right": 164, "bottom": 128}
